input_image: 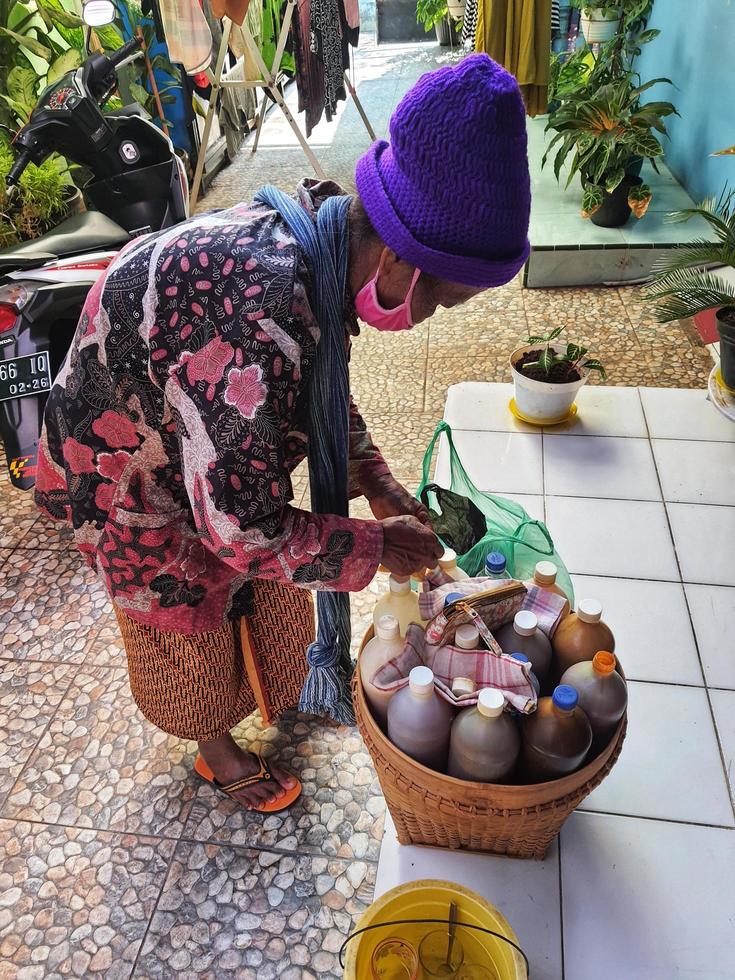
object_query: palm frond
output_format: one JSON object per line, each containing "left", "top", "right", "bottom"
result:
{"left": 644, "top": 268, "right": 735, "bottom": 322}
{"left": 666, "top": 187, "right": 735, "bottom": 243}
{"left": 650, "top": 239, "right": 735, "bottom": 278}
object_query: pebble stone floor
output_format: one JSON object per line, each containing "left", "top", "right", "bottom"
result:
{"left": 0, "top": 42, "right": 716, "bottom": 980}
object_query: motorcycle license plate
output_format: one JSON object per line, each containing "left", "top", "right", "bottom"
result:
{"left": 0, "top": 352, "right": 52, "bottom": 403}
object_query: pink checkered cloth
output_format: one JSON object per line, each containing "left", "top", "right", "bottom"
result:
{"left": 372, "top": 624, "right": 537, "bottom": 714}
{"left": 419, "top": 577, "right": 567, "bottom": 637}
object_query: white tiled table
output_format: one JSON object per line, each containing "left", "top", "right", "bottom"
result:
{"left": 375, "top": 383, "right": 735, "bottom": 979}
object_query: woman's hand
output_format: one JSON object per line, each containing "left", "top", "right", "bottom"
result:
{"left": 367, "top": 475, "right": 432, "bottom": 525}
{"left": 380, "top": 515, "right": 443, "bottom": 577}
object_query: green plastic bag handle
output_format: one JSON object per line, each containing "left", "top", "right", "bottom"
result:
{"left": 420, "top": 421, "right": 555, "bottom": 557}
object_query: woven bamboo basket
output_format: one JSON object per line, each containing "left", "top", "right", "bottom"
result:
{"left": 354, "top": 630, "right": 627, "bottom": 860}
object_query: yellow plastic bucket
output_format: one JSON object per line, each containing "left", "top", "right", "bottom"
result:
{"left": 341, "top": 879, "right": 528, "bottom": 979}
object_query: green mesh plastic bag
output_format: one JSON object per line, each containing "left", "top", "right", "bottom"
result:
{"left": 417, "top": 421, "right": 575, "bottom": 606}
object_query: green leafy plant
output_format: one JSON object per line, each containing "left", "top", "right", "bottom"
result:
{"left": 416, "top": 0, "right": 449, "bottom": 32}
{"left": 0, "top": 134, "right": 71, "bottom": 247}
{"left": 571, "top": 0, "right": 623, "bottom": 15}
{"left": 644, "top": 188, "right": 735, "bottom": 321}
{"left": 0, "top": 0, "right": 126, "bottom": 130}
{"left": 543, "top": 74, "right": 676, "bottom": 218}
{"left": 114, "top": 1, "right": 178, "bottom": 131}
{"left": 524, "top": 326, "right": 607, "bottom": 379}
{"left": 570, "top": 0, "right": 652, "bottom": 20}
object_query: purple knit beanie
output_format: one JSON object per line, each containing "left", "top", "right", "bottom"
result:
{"left": 355, "top": 54, "right": 530, "bottom": 288}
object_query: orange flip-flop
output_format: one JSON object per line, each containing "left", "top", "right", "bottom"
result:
{"left": 194, "top": 752, "right": 302, "bottom": 813}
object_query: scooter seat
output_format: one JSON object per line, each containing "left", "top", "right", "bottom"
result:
{"left": 0, "top": 211, "right": 130, "bottom": 270}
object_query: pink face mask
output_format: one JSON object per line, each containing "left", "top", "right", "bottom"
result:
{"left": 354, "top": 251, "right": 421, "bottom": 331}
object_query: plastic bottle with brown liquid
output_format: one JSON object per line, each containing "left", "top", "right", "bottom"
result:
{"left": 552, "top": 599, "right": 615, "bottom": 677}
{"left": 360, "top": 615, "right": 405, "bottom": 730}
{"left": 561, "top": 651, "right": 627, "bottom": 751}
{"left": 448, "top": 688, "right": 521, "bottom": 782}
{"left": 373, "top": 575, "right": 426, "bottom": 638}
{"left": 494, "top": 610, "right": 552, "bottom": 682}
{"left": 387, "top": 666, "right": 454, "bottom": 771}
{"left": 528, "top": 560, "right": 571, "bottom": 619}
{"left": 519, "top": 685, "right": 593, "bottom": 783}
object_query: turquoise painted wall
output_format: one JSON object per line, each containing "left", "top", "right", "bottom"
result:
{"left": 636, "top": 0, "right": 735, "bottom": 203}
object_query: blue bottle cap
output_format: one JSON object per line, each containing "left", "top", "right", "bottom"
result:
{"left": 553, "top": 685, "right": 579, "bottom": 711}
{"left": 485, "top": 551, "right": 506, "bottom": 574}
{"left": 510, "top": 652, "right": 530, "bottom": 665}
{"left": 444, "top": 591, "right": 465, "bottom": 607}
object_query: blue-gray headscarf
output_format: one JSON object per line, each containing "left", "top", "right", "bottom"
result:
{"left": 253, "top": 185, "right": 354, "bottom": 724}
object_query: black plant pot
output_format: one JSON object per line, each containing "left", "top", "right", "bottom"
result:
{"left": 716, "top": 306, "right": 735, "bottom": 390}
{"left": 435, "top": 16, "right": 459, "bottom": 45}
{"left": 589, "top": 176, "right": 643, "bottom": 228}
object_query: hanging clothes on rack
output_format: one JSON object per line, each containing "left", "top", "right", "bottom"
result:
{"left": 159, "top": 0, "right": 213, "bottom": 74}
{"left": 462, "top": 0, "right": 479, "bottom": 51}
{"left": 310, "top": 0, "right": 348, "bottom": 120}
{"left": 475, "top": 0, "right": 552, "bottom": 116}
{"left": 292, "top": 0, "right": 326, "bottom": 136}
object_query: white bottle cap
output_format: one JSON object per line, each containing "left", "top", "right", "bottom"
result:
{"left": 409, "top": 665, "right": 434, "bottom": 695}
{"left": 438, "top": 547, "right": 458, "bottom": 570}
{"left": 477, "top": 688, "right": 505, "bottom": 718}
{"left": 455, "top": 624, "right": 480, "bottom": 650}
{"left": 577, "top": 598, "right": 603, "bottom": 624}
{"left": 534, "top": 560, "right": 558, "bottom": 586}
{"left": 390, "top": 575, "right": 411, "bottom": 595}
{"left": 514, "top": 610, "right": 538, "bottom": 636}
{"left": 376, "top": 615, "right": 400, "bottom": 642}
{"left": 451, "top": 676, "right": 476, "bottom": 697}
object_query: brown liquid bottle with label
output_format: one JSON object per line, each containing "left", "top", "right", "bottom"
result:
{"left": 552, "top": 599, "right": 615, "bottom": 678}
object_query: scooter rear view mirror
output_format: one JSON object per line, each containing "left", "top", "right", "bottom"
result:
{"left": 82, "top": 0, "right": 116, "bottom": 26}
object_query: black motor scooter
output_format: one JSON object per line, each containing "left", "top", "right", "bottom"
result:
{"left": 0, "top": 37, "right": 189, "bottom": 490}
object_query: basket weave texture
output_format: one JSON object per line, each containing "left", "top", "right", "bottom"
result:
{"left": 353, "top": 634, "right": 627, "bottom": 859}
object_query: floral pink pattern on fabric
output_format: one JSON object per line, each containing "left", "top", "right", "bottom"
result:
{"left": 35, "top": 183, "right": 390, "bottom": 633}
{"left": 97, "top": 451, "right": 131, "bottom": 482}
{"left": 63, "top": 438, "right": 95, "bottom": 474}
{"left": 183, "top": 336, "right": 234, "bottom": 387}
{"left": 223, "top": 365, "right": 267, "bottom": 419}
{"left": 92, "top": 411, "right": 139, "bottom": 449}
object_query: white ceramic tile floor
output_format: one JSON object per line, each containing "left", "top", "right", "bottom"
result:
{"left": 684, "top": 584, "right": 735, "bottom": 689}
{"left": 445, "top": 383, "right": 649, "bottom": 438}
{"left": 376, "top": 384, "right": 735, "bottom": 979}
{"left": 544, "top": 435, "right": 661, "bottom": 500}
{"left": 561, "top": 812, "right": 735, "bottom": 980}
{"left": 667, "top": 502, "right": 735, "bottom": 587}
{"left": 444, "top": 382, "right": 538, "bottom": 433}
{"left": 652, "top": 438, "right": 735, "bottom": 506}
{"left": 640, "top": 386, "right": 735, "bottom": 442}
{"left": 570, "top": 575, "right": 702, "bottom": 686}
{"left": 545, "top": 385, "right": 648, "bottom": 438}
{"left": 435, "top": 429, "right": 544, "bottom": 495}
{"left": 545, "top": 496, "right": 680, "bottom": 581}
{"left": 710, "top": 689, "right": 735, "bottom": 805}
{"left": 580, "top": 680, "right": 733, "bottom": 827}
{"left": 375, "top": 815, "right": 563, "bottom": 980}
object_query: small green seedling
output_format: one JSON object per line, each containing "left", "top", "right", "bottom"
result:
{"left": 524, "top": 326, "right": 607, "bottom": 379}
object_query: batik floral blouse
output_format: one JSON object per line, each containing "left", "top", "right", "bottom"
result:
{"left": 35, "top": 181, "right": 390, "bottom": 633}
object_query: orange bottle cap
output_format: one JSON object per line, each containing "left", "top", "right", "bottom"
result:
{"left": 593, "top": 651, "right": 617, "bottom": 674}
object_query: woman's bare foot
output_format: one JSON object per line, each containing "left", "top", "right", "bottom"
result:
{"left": 197, "top": 732, "right": 297, "bottom": 810}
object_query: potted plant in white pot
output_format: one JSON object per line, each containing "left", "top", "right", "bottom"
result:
{"left": 510, "top": 327, "right": 607, "bottom": 424}
{"left": 574, "top": 0, "right": 622, "bottom": 43}
{"left": 645, "top": 187, "right": 735, "bottom": 390}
